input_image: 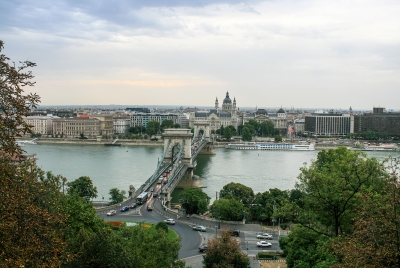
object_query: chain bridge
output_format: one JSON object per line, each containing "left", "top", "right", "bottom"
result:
{"left": 138, "top": 123, "right": 215, "bottom": 207}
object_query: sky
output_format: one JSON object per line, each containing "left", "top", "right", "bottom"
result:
{"left": 1, "top": 0, "right": 399, "bottom": 110}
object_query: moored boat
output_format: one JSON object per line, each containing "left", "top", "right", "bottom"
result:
{"left": 225, "top": 143, "right": 315, "bottom": 151}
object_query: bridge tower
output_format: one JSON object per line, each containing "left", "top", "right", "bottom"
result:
{"left": 162, "top": 129, "right": 193, "bottom": 166}
{"left": 193, "top": 121, "right": 211, "bottom": 141}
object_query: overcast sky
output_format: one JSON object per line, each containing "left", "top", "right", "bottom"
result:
{"left": 1, "top": 0, "right": 399, "bottom": 110}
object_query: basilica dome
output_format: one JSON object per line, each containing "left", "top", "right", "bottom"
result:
{"left": 223, "top": 92, "right": 232, "bottom": 103}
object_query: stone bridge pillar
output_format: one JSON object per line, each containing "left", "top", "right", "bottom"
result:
{"left": 162, "top": 129, "right": 193, "bottom": 166}
{"left": 193, "top": 121, "right": 211, "bottom": 141}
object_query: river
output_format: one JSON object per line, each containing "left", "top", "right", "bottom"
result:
{"left": 24, "top": 144, "right": 399, "bottom": 202}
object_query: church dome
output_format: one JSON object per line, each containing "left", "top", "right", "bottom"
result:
{"left": 223, "top": 92, "right": 232, "bottom": 103}
{"left": 277, "top": 108, "right": 285, "bottom": 114}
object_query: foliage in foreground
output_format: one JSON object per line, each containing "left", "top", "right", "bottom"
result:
{"left": 179, "top": 188, "right": 210, "bottom": 214}
{"left": 203, "top": 229, "right": 249, "bottom": 268}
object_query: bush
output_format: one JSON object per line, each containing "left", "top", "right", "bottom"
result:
{"left": 155, "top": 221, "right": 168, "bottom": 233}
{"left": 280, "top": 223, "right": 288, "bottom": 230}
{"left": 257, "top": 252, "right": 280, "bottom": 259}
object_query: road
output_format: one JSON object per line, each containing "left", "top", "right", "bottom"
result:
{"left": 101, "top": 191, "right": 284, "bottom": 261}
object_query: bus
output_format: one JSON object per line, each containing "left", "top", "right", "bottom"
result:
{"left": 137, "top": 192, "right": 149, "bottom": 205}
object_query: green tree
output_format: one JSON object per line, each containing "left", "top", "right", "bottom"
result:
{"left": 274, "top": 135, "right": 283, "bottom": 142}
{"left": 210, "top": 198, "right": 246, "bottom": 221}
{"left": 219, "top": 182, "right": 255, "bottom": 206}
{"left": 260, "top": 121, "right": 275, "bottom": 136}
{"left": 174, "top": 123, "right": 181, "bottom": 128}
{"left": 296, "top": 147, "right": 385, "bottom": 237}
{"left": 161, "top": 119, "right": 174, "bottom": 130}
{"left": 67, "top": 176, "right": 98, "bottom": 199}
{"left": 146, "top": 120, "right": 160, "bottom": 136}
{"left": 179, "top": 188, "right": 210, "bottom": 214}
{"left": 241, "top": 127, "right": 252, "bottom": 141}
{"left": 280, "top": 226, "right": 338, "bottom": 268}
{"left": 203, "top": 229, "right": 250, "bottom": 268}
{"left": 109, "top": 188, "right": 126, "bottom": 205}
{"left": 0, "top": 40, "right": 67, "bottom": 267}
{"left": 331, "top": 158, "right": 400, "bottom": 267}
{"left": 155, "top": 221, "right": 169, "bottom": 233}
{"left": 223, "top": 126, "right": 232, "bottom": 140}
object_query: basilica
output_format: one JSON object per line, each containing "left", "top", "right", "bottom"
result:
{"left": 188, "top": 92, "right": 240, "bottom": 132}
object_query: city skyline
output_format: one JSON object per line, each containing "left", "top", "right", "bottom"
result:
{"left": 1, "top": 0, "right": 400, "bottom": 109}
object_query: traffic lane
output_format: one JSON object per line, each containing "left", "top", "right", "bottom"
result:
{"left": 244, "top": 239, "right": 280, "bottom": 252}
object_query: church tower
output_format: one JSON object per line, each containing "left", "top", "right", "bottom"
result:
{"left": 215, "top": 97, "right": 219, "bottom": 110}
{"left": 222, "top": 91, "right": 232, "bottom": 113}
{"left": 233, "top": 97, "right": 236, "bottom": 110}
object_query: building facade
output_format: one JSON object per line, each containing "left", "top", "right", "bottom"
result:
{"left": 305, "top": 114, "right": 354, "bottom": 137}
{"left": 90, "top": 114, "right": 114, "bottom": 137}
{"left": 52, "top": 118, "right": 100, "bottom": 137}
{"left": 354, "top": 107, "right": 400, "bottom": 136}
{"left": 130, "top": 113, "right": 179, "bottom": 128}
{"left": 113, "top": 115, "right": 131, "bottom": 134}
{"left": 23, "top": 115, "right": 58, "bottom": 135}
{"left": 189, "top": 92, "right": 240, "bottom": 132}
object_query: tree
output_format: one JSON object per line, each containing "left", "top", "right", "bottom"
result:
{"left": 161, "top": 119, "right": 174, "bottom": 130}
{"left": 210, "top": 198, "right": 245, "bottom": 221}
{"left": 260, "top": 121, "right": 275, "bottom": 136}
{"left": 219, "top": 182, "right": 255, "bottom": 206}
{"left": 179, "top": 188, "right": 210, "bottom": 214}
{"left": 174, "top": 123, "right": 181, "bottom": 128}
{"left": 155, "top": 221, "right": 169, "bottom": 233}
{"left": 203, "top": 229, "right": 250, "bottom": 268}
{"left": 274, "top": 135, "right": 283, "bottom": 142}
{"left": 331, "top": 158, "right": 400, "bottom": 267}
{"left": 223, "top": 126, "right": 232, "bottom": 140}
{"left": 67, "top": 176, "right": 98, "bottom": 199}
{"left": 241, "top": 127, "right": 252, "bottom": 141}
{"left": 146, "top": 120, "right": 160, "bottom": 136}
{"left": 296, "top": 147, "right": 385, "bottom": 237}
{"left": 0, "top": 40, "right": 68, "bottom": 267}
{"left": 0, "top": 40, "right": 40, "bottom": 156}
{"left": 109, "top": 188, "right": 126, "bottom": 205}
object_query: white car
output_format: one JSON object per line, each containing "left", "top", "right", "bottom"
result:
{"left": 257, "top": 233, "right": 273, "bottom": 239}
{"left": 257, "top": 241, "right": 272, "bottom": 247}
{"left": 106, "top": 210, "right": 116, "bottom": 216}
{"left": 192, "top": 225, "right": 206, "bottom": 232}
{"left": 164, "top": 218, "right": 175, "bottom": 225}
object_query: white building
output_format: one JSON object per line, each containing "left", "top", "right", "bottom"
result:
{"left": 23, "top": 115, "right": 59, "bottom": 136}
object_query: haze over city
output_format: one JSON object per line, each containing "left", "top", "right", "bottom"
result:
{"left": 1, "top": 0, "right": 399, "bottom": 110}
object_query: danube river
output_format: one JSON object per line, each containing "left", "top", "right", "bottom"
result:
{"left": 24, "top": 144, "right": 399, "bottom": 201}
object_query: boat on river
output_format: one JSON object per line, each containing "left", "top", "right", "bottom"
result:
{"left": 225, "top": 142, "right": 315, "bottom": 151}
{"left": 16, "top": 138, "right": 38, "bottom": 145}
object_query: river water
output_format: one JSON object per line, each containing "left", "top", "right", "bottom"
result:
{"left": 24, "top": 144, "right": 399, "bottom": 201}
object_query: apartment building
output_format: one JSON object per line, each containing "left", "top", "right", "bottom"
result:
{"left": 52, "top": 118, "right": 100, "bottom": 137}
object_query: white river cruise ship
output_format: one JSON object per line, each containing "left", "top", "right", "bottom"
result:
{"left": 225, "top": 142, "right": 315, "bottom": 151}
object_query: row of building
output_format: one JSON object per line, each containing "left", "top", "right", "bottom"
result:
{"left": 24, "top": 92, "right": 399, "bottom": 138}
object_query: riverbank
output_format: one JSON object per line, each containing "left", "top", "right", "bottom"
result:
{"left": 35, "top": 137, "right": 164, "bottom": 146}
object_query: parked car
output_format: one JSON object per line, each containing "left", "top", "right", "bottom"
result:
{"left": 257, "top": 241, "right": 272, "bottom": 247}
{"left": 121, "top": 206, "right": 129, "bottom": 212}
{"left": 229, "top": 229, "right": 240, "bottom": 237}
{"left": 199, "top": 244, "right": 208, "bottom": 252}
{"left": 257, "top": 233, "right": 272, "bottom": 239}
{"left": 164, "top": 218, "right": 175, "bottom": 225}
{"left": 130, "top": 202, "right": 137, "bottom": 209}
{"left": 106, "top": 210, "right": 116, "bottom": 216}
{"left": 147, "top": 205, "right": 153, "bottom": 211}
{"left": 192, "top": 225, "right": 206, "bottom": 232}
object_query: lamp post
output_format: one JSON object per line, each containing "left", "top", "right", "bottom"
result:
{"left": 272, "top": 200, "right": 276, "bottom": 234}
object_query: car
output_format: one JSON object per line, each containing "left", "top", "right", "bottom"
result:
{"left": 121, "top": 206, "right": 129, "bottom": 212}
{"left": 164, "top": 218, "right": 175, "bottom": 225}
{"left": 229, "top": 229, "right": 240, "bottom": 237}
{"left": 130, "top": 202, "right": 137, "bottom": 209}
{"left": 192, "top": 225, "right": 206, "bottom": 232}
{"left": 199, "top": 244, "right": 208, "bottom": 252}
{"left": 257, "top": 233, "right": 273, "bottom": 239}
{"left": 147, "top": 205, "right": 153, "bottom": 211}
{"left": 153, "top": 192, "right": 158, "bottom": 197}
{"left": 106, "top": 210, "right": 116, "bottom": 216}
{"left": 173, "top": 204, "right": 181, "bottom": 209}
{"left": 257, "top": 241, "right": 272, "bottom": 247}
{"left": 150, "top": 187, "right": 154, "bottom": 192}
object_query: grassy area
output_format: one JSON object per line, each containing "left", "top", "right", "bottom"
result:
{"left": 105, "top": 220, "right": 179, "bottom": 240}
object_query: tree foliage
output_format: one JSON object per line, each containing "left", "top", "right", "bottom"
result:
{"left": 161, "top": 119, "right": 175, "bottom": 130}
{"left": 108, "top": 188, "right": 126, "bottom": 205}
{"left": 296, "top": 147, "right": 385, "bottom": 236}
{"left": 219, "top": 182, "right": 254, "bottom": 206}
{"left": 155, "top": 221, "right": 169, "bottom": 233}
{"left": 210, "top": 198, "right": 245, "bottom": 221}
{"left": 241, "top": 127, "right": 252, "bottom": 141}
{"left": 67, "top": 176, "right": 98, "bottom": 199}
{"left": 146, "top": 120, "right": 160, "bottom": 136}
{"left": 179, "top": 188, "right": 210, "bottom": 214}
{"left": 331, "top": 157, "right": 400, "bottom": 267}
{"left": 203, "top": 229, "right": 249, "bottom": 268}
